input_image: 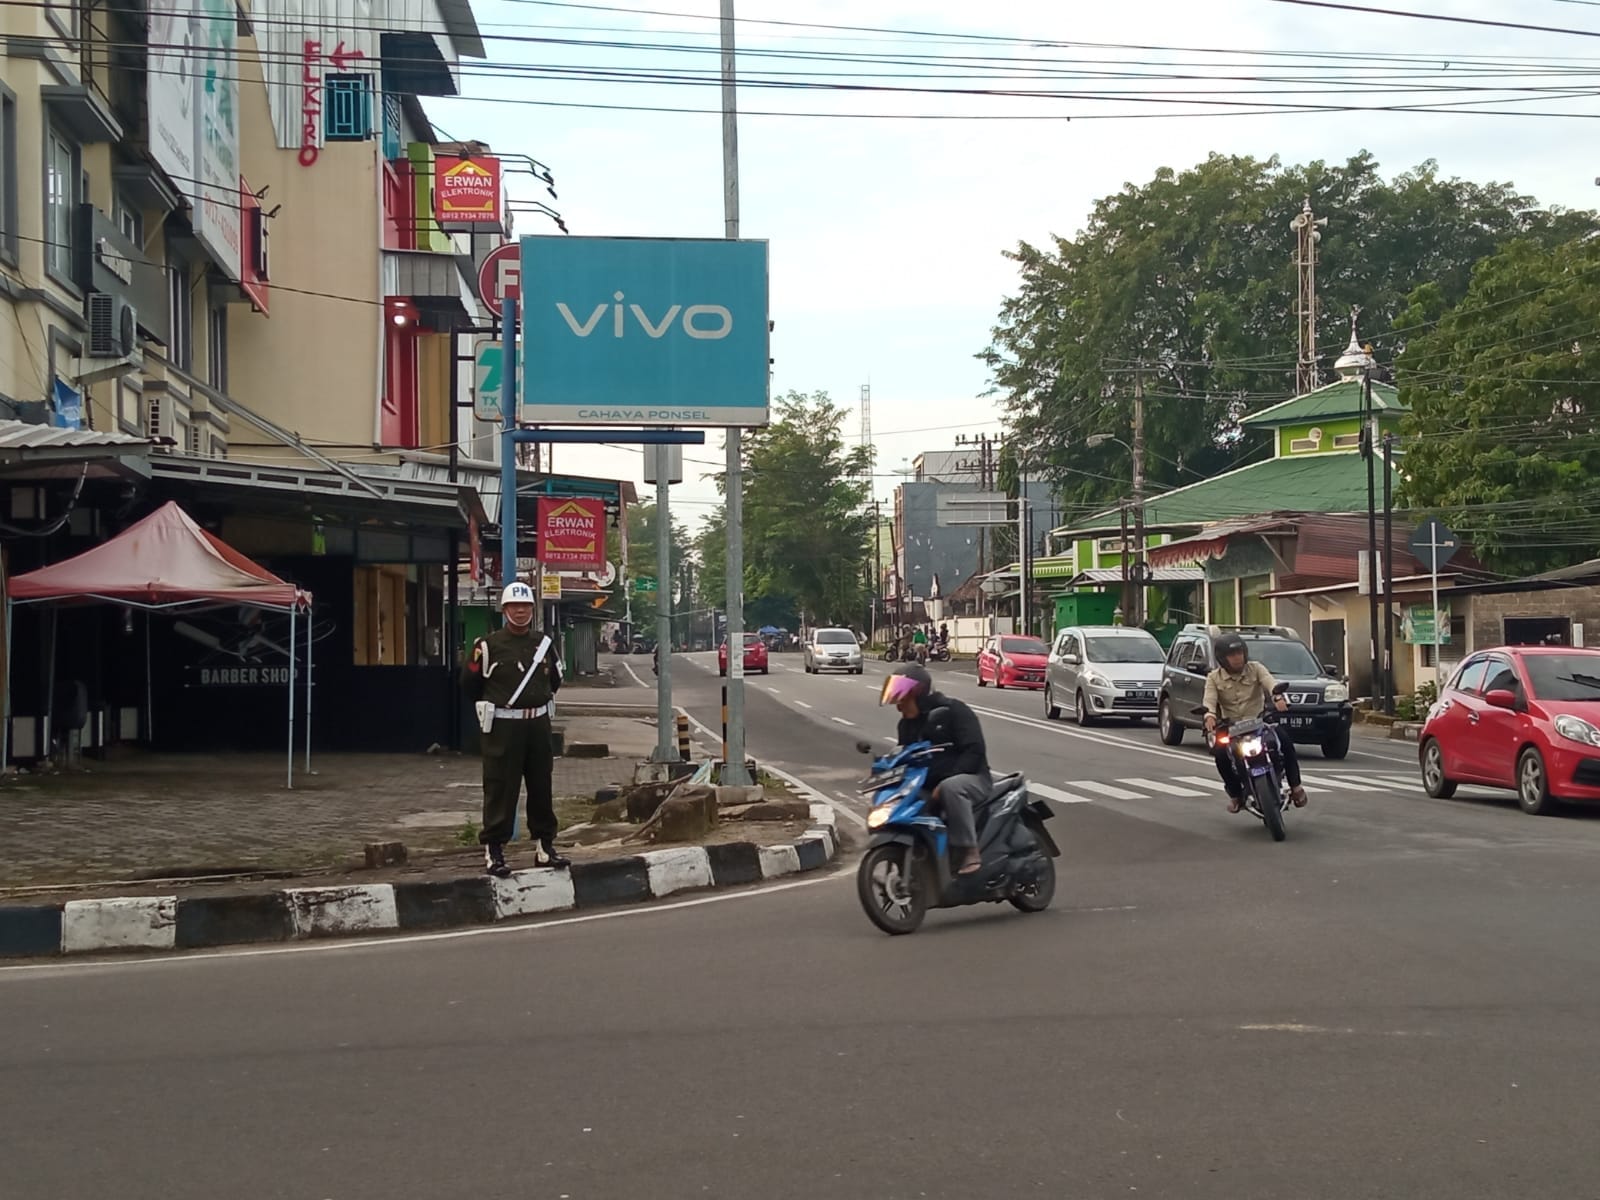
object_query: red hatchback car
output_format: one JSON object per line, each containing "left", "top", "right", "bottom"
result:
{"left": 976, "top": 635, "right": 1050, "bottom": 690}
{"left": 718, "top": 635, "right": 769, "bottom": 676}
{"left": 1420, "top": 645, "right": 1600, "bottom": 815}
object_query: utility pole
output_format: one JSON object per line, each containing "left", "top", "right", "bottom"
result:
{"left": 1363, "top": 366, "right": 1381, "bottom": 705}
{"left": 650, "top": 451, "right": 675, "bottom": 763}
{"left": 1016, "top": 449, "right": 1029, "bottom": 639}
{"left": 1382, "top": 431, "right": 1396, "bottom": 715}
{"left": 719, "top": 0, "right": 750, "bottom": 785}
{"left": 1131, "top": 369, "right": 1147, "bottom": 628}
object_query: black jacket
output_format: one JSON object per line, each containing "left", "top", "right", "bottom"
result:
{"left": 897, "top": 691, "right": 989, "bottom": 786}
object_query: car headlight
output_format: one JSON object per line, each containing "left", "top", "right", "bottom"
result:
{"left": 1001, "top": 657, "right": 1014, "bottom": 669}
{"left": 867, "top": 806, "right": 892, "bottom": 828}
{"left": 1235, "top": 736, "right": 1264, "bottom": 757}
{"left": 1082, "top": 671, "right": 1106, "bottom": 687}
{"left": 1554, "top": 715, "right": 1600, "bottom": 748}
{"left": 1324, "top": 683, "right": 1349, "bottom": 703}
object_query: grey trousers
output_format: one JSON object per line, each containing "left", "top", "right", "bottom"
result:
{"left": 936, "top": 771, "right": 990, "bottom": 849}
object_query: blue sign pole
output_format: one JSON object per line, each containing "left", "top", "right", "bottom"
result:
{"left": 500, "top": 297, "right": 519, "bottom": 590}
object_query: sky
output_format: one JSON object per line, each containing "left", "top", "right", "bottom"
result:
{"left": 428, "top": 0, "right": 1600, "bottom": 528}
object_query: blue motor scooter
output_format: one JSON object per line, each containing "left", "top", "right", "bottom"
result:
{"left": 855, "top": 732, "right": 1060, "bottom": 935}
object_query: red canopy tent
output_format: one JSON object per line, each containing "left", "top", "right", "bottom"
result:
{"left": 3, "top": 502, "right": 314, "bottom": 786}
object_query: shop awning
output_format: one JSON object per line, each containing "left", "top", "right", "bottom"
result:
{"left": 1146, "top": 518, "right": 1299, "bottom": 569}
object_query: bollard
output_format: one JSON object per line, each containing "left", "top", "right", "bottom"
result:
{"left": 721, "top": 684, "right": 729, "bottom": 767}
{"left": 676, "top": 713, "right": 691, "bottom": 761}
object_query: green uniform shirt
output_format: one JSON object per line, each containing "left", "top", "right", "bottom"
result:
{"left": 461, "top": 626, "right": 563, "bottom": 709}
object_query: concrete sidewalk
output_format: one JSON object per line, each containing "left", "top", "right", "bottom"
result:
{"left": 0, "top": 709, "right": 661, "bottom": 892}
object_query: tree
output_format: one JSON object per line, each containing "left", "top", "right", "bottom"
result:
{"left": 981, "top": 152, "right": 1598, "bottom": 517}
{"left": 612, "top": 499, "right": 689, "bottom": 634}
{"left": 695, "top": 391, "right": 873, "bottom": 628}
{"left": 1398, "top": 235, "right": 1600, "bottom": 576}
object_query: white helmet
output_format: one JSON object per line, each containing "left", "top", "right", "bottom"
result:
{"left": 500, "top": 581, "right": 535, "bottom": 606}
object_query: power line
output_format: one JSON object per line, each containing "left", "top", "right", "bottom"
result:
{"left": 1262, "top": 0, "right": 1600, "bottom": 41}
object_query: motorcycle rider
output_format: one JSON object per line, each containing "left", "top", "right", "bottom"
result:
{"left": 1202, "top": 632, "right": 1308, "bottom": 813}
{"left": 880, "top": 663, "right": 990, "bottom": 875}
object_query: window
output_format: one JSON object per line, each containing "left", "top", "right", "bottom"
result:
{"left": 114, "top": 194, "right": 143, "bottom": 247}
{"left": 115, "top": 380, "right": 140, "bottom": 433}
{"left": 381, "top": 92, "right": 403, "bottom": 160}
{"left": 324, "top": 75, "right": 374, "bottom": 141}
{"left": 0, "top": 86, "right": 17, "bottom": 264}
{"left": 1452, "top": 657, "right": 1490, "bottom": 696}
{"left": 1240, "top": 573, "right": 1273, "bottom": 626}
{"left": 44, "top": 127, "right": 80, "bottom": 283}
{"left": 206, "top": 305, "right": 228, "bottom": 392}
{"left": 1482, "top": 657, "right": 1519, "bottom": 696}
{"left": 167, "top": 250, "right": 192, "bottom": 371}
{"left": 1208, "top": 580, "right": 1237, "bottom": 626}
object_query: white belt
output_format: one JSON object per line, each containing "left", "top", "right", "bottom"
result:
{"left": 494, "top": 705, "right": 550, "bottom": 719}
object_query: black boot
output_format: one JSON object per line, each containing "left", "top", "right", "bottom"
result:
{"left": 534, "top": 839, "right": 571, "bottom": 870}
{"left": 483, "top": 843, "right": 512, "bottom": 879}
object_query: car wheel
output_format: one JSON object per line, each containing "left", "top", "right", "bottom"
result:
{"left": 760, "top": 667, "right": 769, "bottom": 675}
{"left": 1517, "top": 747, "right": 1559, "bottom": 816}
{"left": 1045, "top": 685, "right": 1062, "bottom": 721}
{"left": 1159, "top": 697, "right": 1185, "bottom": 745}
{"left": 1420, "top": 737, "right": 1457, "bottom": 799}
{"left": 1075, "top": 690, "right": 1097, "bottom": 727}
{"left": 1321, "top": 728, "right": 1351, "bottom": 759}
{"left": 976, "top": 669, "right": 987, "bottom": 687}
{"left": 995, "top": 674, "right": 1006, "bottom": 690}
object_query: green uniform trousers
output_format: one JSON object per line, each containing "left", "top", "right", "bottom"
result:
{"left": 479, "top": 714, "right": 556, "bottom": 846}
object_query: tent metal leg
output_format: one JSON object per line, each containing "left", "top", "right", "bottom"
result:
{"left": 44, "top": 609, "right": 57, "bottom": 763}
{"left": 287, "top": 605, "right": 296, "bottom": 789}
{"left": 304, "top": 603, "right": 313, "bottom": 773}
{"left": 145, "top": 611, "right": 153, "bottom": 743}
{"left": 2, "top": 598, "right": 12, "bottom": 773}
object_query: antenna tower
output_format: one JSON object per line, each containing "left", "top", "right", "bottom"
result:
{"left": 859, "top": 383, "right": 873, "bottom": 477}
{"left": 1290, "top": 197, "right": 1328, "bottom": 396}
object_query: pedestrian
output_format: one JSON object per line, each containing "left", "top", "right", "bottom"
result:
{"left": 461, "top": 580, "right": 570, "bottom": 878}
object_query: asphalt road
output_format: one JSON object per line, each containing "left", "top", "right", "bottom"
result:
{"left": 6, "top": 651, "right": 1600, "bottom": 1199}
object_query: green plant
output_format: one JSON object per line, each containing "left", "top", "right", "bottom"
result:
{"left": 455, "top": 820, "right": 480, "bottom": 846}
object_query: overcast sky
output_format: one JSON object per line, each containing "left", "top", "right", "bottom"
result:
{"left": 430, "top": 0, "right": 1600, "bottom": 527}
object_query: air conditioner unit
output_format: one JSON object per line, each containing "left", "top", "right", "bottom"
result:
{"left": 86, "top": 293, "right": 137, "bottom": 358}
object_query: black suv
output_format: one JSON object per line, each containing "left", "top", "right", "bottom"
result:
{"left": 1157, "top": 624, "right": 1353, "bottom": 758}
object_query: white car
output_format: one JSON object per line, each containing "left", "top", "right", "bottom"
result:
{"left": 805, "top": 628, "right": 864, "bottom": 675}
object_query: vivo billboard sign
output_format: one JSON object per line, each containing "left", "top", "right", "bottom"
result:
{"left": 519, "top": 236, "right": 770, "bottom": 426}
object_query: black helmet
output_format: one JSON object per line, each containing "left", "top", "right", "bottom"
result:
{"left": 880, "top": 662, "right": 933, "bottom": 706}
{"left": 1214, "top": 632, "right": 1248, "bottom": 666}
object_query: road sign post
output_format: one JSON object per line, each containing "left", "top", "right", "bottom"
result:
{"left": 1409, "top": 518, "right": 1460, "bottom": 692}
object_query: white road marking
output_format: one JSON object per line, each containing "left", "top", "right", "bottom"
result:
{"left": 830, "top": 717, "right": 856, "bottom": 727}
{"left": 1122, "top": 777, "right": 1207, "bottom": 797}
{"left": 622, "top": 661, "right": 653, "bottom": 689}
{"left": 796, "top": 701, "right": 814, "bottom": 710}
{"left": 1369, "top": 773, "right": 1422, "bottom": 789}
{"left": 1030, "top": 783, "right": 1095, "bottom": 805}
{"left": 1302, "top": 773, "right": 1387, "bottom": 793}
{"left": 1070, "top": 780, "right": 1149, "bottom": 801}
{"left": 0, "top": 872, "right": 847, "bottom": 977}
{"left": 1179, "top": 775, "right": 1227, "bottom": 792}
{"left": 882, "top": 736, "right": 898, "bottom": 745}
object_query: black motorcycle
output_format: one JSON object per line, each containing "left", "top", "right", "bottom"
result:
{"left": 1198, "top": 684, "right": 1294, "bottom": 842}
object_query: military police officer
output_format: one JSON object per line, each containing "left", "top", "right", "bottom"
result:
{"left": 462, "top": 581, "right": 569, "bottom": 878}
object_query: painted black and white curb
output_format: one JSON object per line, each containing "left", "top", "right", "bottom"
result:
{"left": 0, "top": 805, "right": 841, "bottom": 959}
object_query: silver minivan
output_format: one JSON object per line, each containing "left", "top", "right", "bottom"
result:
{"left": 804, "top": 627, "right": 864, "bottom": 675}
{"left": 1045, "top": 625, "right": 1167, "bottom": 726}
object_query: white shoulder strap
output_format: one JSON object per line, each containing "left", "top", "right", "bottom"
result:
{"left": 506, "top": 636, "right": 553, "bottom": 708}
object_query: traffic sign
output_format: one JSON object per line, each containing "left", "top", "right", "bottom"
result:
{"left": 1409, "top": 518, "right": 1460, "bottom": 570}
{"left": 634, "top": 576, "right": 658, "bottom": 593}
{"left": 472, "top": 339, "right": 505, "bottom": 421}
{"left": 476, "top": 243, "right": 520, "bottom": 320}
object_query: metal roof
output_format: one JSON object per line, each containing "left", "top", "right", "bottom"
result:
{"left": 0, "top": 420, "right": 153, "bottom": 453}
{"left": 1239, "top": 378, "right": 1404, "bottom": 429}
{"left": 1067, "top": 566, "right": 1205, "bottom": 585}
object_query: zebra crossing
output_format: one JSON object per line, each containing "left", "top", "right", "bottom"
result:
{"left": 1029, "top": 770, "right": 1423, "bottom": 806}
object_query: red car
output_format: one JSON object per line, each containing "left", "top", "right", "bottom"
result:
{"left": 1420, "top": 645, "right": 1600, "bottom": 816}
{"left": 719, "top": 634, "right": 769, "bottom": 676}
{"left": 976, "top": 635, "right": 1050, "bottom": 690}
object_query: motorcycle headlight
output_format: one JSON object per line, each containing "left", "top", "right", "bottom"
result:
{"left": 1554, "top": 715, "right": 1600, "bottom": 748}
{"left": 1324, "top": 683, "right": 1349, "bottom": 703}
{"left": 867, "top": 806, "right": 892, "bottom": 829}
{"left": 1235, "top": 736, "right": 1264, "bottom": 757}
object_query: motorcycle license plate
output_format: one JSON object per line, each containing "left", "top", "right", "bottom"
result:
{"left": 1250, "top": 766, "right": 1269, "bottom": 776}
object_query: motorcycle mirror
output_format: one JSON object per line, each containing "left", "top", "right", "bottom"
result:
{"left": 855, "top": 740, "right": 874, "bottom": 755}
